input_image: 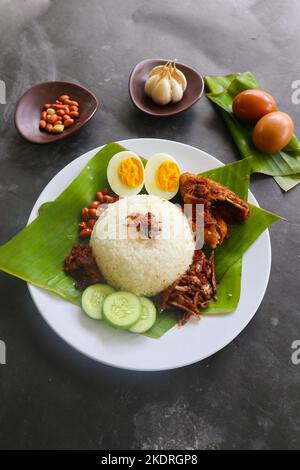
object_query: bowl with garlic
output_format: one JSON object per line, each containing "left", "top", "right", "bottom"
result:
{"left": 129, "top": 59, "right": 204, "bottom": 117}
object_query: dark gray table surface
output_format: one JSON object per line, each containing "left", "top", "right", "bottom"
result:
{"left": 0, "top": 0, "right": 299, "bottom": 450}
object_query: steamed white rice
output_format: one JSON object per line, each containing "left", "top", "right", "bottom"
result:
{"left": 90, "top": 195, "right": 195, "bottom": 296}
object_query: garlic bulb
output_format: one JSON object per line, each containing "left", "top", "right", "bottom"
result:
{"left": 144, "top": 61, "right": 187, "bottom": 106}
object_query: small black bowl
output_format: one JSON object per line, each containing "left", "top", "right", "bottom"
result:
{"left": 14, "top": 81, "right": 98, "bottom": 144}
{"left": 129, "top": 59, "right": 204, "bottom": 117}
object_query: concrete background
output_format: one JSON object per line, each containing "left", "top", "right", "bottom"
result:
{"left": 0, "top": 0, "right": 299, "bottom": 449}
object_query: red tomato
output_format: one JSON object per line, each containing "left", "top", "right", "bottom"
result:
{"left": 232, "top": 89, "right": 277, "bottom": 123}
{"left": 252, "top": 112, "right": 294, "bottom": 154}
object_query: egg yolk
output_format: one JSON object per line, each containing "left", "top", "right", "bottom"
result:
{"left": 118, "top": 158, "right": 143, "bottom": 188}
{"left": 155, "top": 161, "right": 180, "bottom": 192}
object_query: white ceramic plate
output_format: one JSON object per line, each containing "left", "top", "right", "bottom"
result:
{"left": 28, "top": 139, "right": 271, "bottom": 371}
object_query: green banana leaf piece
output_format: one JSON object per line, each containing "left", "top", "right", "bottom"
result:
{"left": 144, "top": 310, "right": 177, "bottom": 338}
{"left": 214, "top": 204, "right": 279, "bottom": 280}
{"left": 0, "top": 144, "right": 280, "bottom": 339}
{"left": 204, "top": 72, "right": 300, "bottom": 191}
{"left": 274, "top": 174, "right": 300, "bottom": 191}
{"left": 203, "top": 259, "right": 242, "bottom": 315}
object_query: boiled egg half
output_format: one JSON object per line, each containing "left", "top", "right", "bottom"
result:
{"left": 107, "top": 151, "right": 145, "bottom": 196}
{"left": 145, "top": 153, "right": 181, "bottom": 200}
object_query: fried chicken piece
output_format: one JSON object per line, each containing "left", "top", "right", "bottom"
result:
{"left": 180, "top": 173, "right": 250, "bottom": 220}
{"left": 204, "top": 207, "right": 228, "bottom": 249}
{"left": 180, "top": 173, "right": 250, "bottom": 248}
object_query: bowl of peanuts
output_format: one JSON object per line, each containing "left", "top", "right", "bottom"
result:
{"left": 14, "top": 81, "right": 98, "bottom": 144}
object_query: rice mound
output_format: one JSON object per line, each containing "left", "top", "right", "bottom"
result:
{"left": 90, "top": 195, "right": 195, "bottom": 296}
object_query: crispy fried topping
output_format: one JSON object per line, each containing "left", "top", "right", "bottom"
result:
{"left": 158, "top": 250, "right": 217, "bottom": 325}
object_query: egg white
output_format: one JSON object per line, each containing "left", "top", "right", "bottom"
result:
{"left": 107, "top": 151, "right": 145, "bottom": 196}
{"left": 144, "top": 153, "right": 181, "bottom": 200}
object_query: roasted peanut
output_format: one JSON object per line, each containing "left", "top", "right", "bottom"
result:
{"left": 89, "top": 201, "right": 100, "bottom": 209}
{"left": 41, "top": 111, "right": 47, "bottom": 120}
{"left": 96, "top": 191, "right": 104, "bottom": 203}
{"left": 79, "top": 221, "right": 87, "bottom": 229}
{"left": 62, "top": 114, "right": 70, "bottom": 121}
{"left": 63, "top": 118, "right": 74, "bottom": 128}
{"left": 88, "top": 208, "right": 100, "bottom": 218}
{"left": 46, "top": 123, "right": 53, "bottom": 132}
{"left": 46, "top": 108, "right": 56, "bottom": 115}
{"left": 52, "top": 124, "right": 65, "bottom": 133}
{"left": 80, "top": 228, "right": 92, "bottom": 238}
{"left": 69, "top": 105, "right": 78, "bottom": 113}
{"left": 59, "top": 95, "right": 70, "bottom": 102}
{"left": 81, "top": 208, "right": 89, "bottom": 220}
{"left": 43, "top": 103, "right": 52, "bottom": 110}
{"left": 103, "top": 194, "right": 115, "bottom": 203}
{"left": 49, "top": 114, "right": 59, "bottom": 124}
{"left": 87, "top": 219, "right": 96, "bottom": 229}
{"left": 56, "top": 109, "right": 66, "bottom": 117}
{"left": 69, "top": 111, "right": 79, "bottom": 118}
{"left": 39, "top": 120, "right": 47, "bottom": 129}
{"left": 64, "top": 99, "right": 78, "bottom": 107}
{"left": 53, "top": 104, "right": 68, "bottom": 111}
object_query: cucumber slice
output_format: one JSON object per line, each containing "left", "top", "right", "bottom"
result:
{"left": 81, "top": 284, "right": 115, "bottom": 320}
{"left": 103, "top": 291, "right": 142, "bottom": 329}
{"left": 129, "top": 297, "right": 157, "bottom": 334}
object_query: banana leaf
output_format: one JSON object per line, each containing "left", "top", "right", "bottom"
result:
{"left": 204, "top": 72, "right": 300, "bottom": 191}
{"left": 274, "top": 174, "right": 300, "bottom": 191}
{"left": 203, "top": 259, "right": 242, "bottom": 315}
{"left": 0, "top": 144, "right": 279, "bottom": 339}
{"left": 144, "top": 310, "right": 177, "bottom": 338}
